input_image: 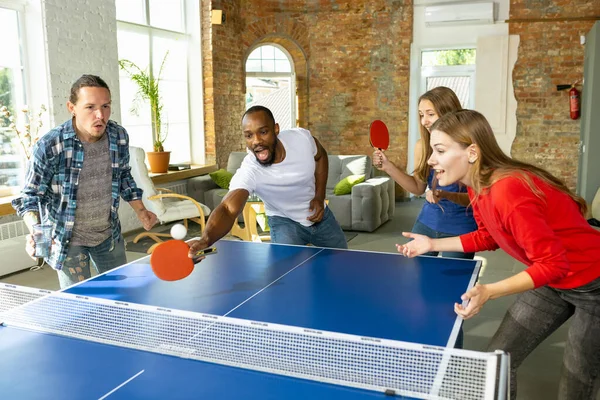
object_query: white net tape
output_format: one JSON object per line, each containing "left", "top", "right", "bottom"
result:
{"left": 0, "top": 285, "right": 505, "bottom": 399}
{"left": 0, "top": 283, "right": 51, "bottom": 314}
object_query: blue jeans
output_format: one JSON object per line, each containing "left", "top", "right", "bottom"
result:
{"left": 268, "top": 207, "right": 348, "bottom": 249}
{"left": 57, "top": 235, "right": 127, "bottom": 289}
{"left": 411, "top": 220, "right": 475, "bottom": 260}
{"left": 488, "top": 277, "right": 600, "bottom": 400}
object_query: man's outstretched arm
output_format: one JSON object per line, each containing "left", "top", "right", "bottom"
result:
{"left": 188, "top": 188, "right": 249, "bottom": 257}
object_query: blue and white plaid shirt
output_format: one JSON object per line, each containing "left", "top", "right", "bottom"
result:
{"left": 12, "top": 119, "right": 143, "bottom": 270}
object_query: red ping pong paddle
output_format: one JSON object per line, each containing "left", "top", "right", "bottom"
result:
{"left": 150, "top": 240, "right": 217, "bottom": 281}
{"left": 369, "top": 120, "right": 390, "bottom": 151}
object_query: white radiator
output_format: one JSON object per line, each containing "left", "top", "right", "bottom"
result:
{"left": 165, "top": 183, "right": 187, "bottom": 195}
{"left": 0, "top": 220, "right": 28, "bottom": 241}
{"left": 0, "top": 220, "right": 35, "bottom": 277}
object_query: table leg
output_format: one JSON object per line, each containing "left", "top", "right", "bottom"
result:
{"left": 229, "top": 206, "right": 250, "bottom": 241}
{"left": 228, "top": 202, "right": 266, "bottom": 242}
{"left": 247, "top": 204, "right": 261, "bottom": 242}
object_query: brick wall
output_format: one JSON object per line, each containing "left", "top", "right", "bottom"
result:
{"left": 43, "top": 0, "right": 121, "bottom": 124}
{"left": 509, "top": 1, "right": 600, "bottom": 190}
{"left": 204, "top": 0, "right": 412, "bottom": 192}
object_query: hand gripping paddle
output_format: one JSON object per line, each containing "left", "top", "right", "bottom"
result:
{"left": 150, "top": 240, "right": 217, "bottom": 281}
{"left": 369, "top": 120, "right": 390, "bottom": 151}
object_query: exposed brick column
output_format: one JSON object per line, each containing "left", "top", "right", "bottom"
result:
{"left": 201, "top": 0, "right": 217, "bottom": 165}
{"left": 203, "top": 1, "right": 246, "bottom": 169}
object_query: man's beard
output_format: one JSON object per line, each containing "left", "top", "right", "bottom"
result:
{"left": 254, "top": 138, "right": 278, "bottom": 167}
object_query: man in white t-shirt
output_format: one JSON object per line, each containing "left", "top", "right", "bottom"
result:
{"left": 188, "top": 106, "right": 347, "bottom": 257}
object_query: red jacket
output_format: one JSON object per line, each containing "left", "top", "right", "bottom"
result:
{"left": 460, "top": 174, "right": 600, "bottom": 289}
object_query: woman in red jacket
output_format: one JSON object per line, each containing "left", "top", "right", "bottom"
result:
{"left": 397, "top": 109, "right": 600, "bottom": 400}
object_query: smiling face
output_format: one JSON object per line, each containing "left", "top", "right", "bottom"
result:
{"left": 428, "top": 129, "right": 475, "bottom": 187}
{"left": 418, "top": 99, "right": 440, "bottom": 132}
{"left": 242, "top": 110, "right": 280, "bottom": 166}
{"left": 67, "top": 86, "right": 111, "bottom": 143}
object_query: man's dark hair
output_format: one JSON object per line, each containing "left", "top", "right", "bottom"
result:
{"left": 69, "top": 75, "right": 111, "bottom": 104}
{"left": 242, "top": 105, "right": 275, "bottom": 125}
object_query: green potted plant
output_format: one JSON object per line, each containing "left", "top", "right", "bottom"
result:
{"left": 119, "top": 52, "right": 170, "bottom": 173}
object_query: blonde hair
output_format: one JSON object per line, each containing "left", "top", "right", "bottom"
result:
{"left": 431, "top": 110, "right": 587, "bottom": 215}
{"left": 415, "top": 87, "right": 463, "bottom": 182}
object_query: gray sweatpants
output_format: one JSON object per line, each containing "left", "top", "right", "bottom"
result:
{"left": 487, "top": 276, "right": 600, "bottom": 399}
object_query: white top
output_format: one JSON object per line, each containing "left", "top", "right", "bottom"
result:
{"left": 229, "top": 128, "right": 321, "bottom": 227}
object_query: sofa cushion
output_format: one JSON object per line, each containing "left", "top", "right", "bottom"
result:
{"left": 203, "top": 188, "right": 229, "bottom": 211}
{"left": 333, "top": 174, "right": 365, "bottom": 195}
{"left": 209, "top": 168, "right": 233, "bottom": 189}
{"left": 227, "top": 152, "right": 247, "bottom": 174}
{"left": 327, "top": 155, "right": 372, "bottom": 190}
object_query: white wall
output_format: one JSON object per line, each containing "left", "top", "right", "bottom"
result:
{"left": 408, "top": 0, "right": 513, "bottom": 179}
{"left": 42, "top": 0, "right": 121, "bottom": 124}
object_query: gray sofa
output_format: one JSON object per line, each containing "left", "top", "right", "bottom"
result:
{"left": 187, "top": 152, "right": 394, "bottom": 232}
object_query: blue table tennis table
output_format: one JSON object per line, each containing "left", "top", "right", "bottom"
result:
{"left": 0, "top": 240, "right": 502, "bottom": 400}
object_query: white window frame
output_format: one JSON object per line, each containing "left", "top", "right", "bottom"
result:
{"left": 419, "top": 65, "right": 476, "bottom": 108}
{"left": 245, "top": 44, "right": 297, "bottom": 128}
{"left": 116, "top": 0, "right": 203, "bottom": 164}
{"left": 1, "top": 1, "right": 29, "bottom": 113}
{"left": 0, "top": 0, "right": 48, "bottom": 115}
{"left": 0, "top": 0, "right": 50, "bottom": 197}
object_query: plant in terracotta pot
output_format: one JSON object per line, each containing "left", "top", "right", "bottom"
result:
{"left": 119, "top": 52, "right": 171, "bottom": 173}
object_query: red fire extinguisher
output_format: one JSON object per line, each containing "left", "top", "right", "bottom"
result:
{"left": 569, "top": 84, "right": 580, "bottom": 120}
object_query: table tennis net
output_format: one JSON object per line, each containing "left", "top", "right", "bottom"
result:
{"left": 0, "top": 284, "right": 508, "bottom": 400}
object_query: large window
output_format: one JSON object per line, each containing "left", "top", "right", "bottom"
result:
{"left": 116, "top": 0, "right": 196, "bottom": 163}
{"left": 0, "top": 5, "right": 27, "bottom": 197}
{"left": 245, "top": 45, "right": 296, "bottom": 130}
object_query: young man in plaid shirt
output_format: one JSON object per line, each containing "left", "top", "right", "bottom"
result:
{"left": 13, "top": 75, "right": 156, "bottom": 288}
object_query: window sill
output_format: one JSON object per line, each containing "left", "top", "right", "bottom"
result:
{"left": 0, "top": 196, "right": 17, "bottom": 217}
{"left": 149, "top": 164, "right": 218, "bottom": 185}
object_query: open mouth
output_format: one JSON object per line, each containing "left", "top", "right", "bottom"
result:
{"left": 254, "top": 147, "right": 270, "bottom": 162}
{"left": 434, "top": 169, "right": 445, "bottom": 180}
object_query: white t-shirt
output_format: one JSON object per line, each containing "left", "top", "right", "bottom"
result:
{"left": 229, "top": 128, "right": 321, "bottom": 227}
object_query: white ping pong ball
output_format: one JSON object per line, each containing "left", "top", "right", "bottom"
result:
{"left": 170, "top": 224, "right": 187, "bottom": 240}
